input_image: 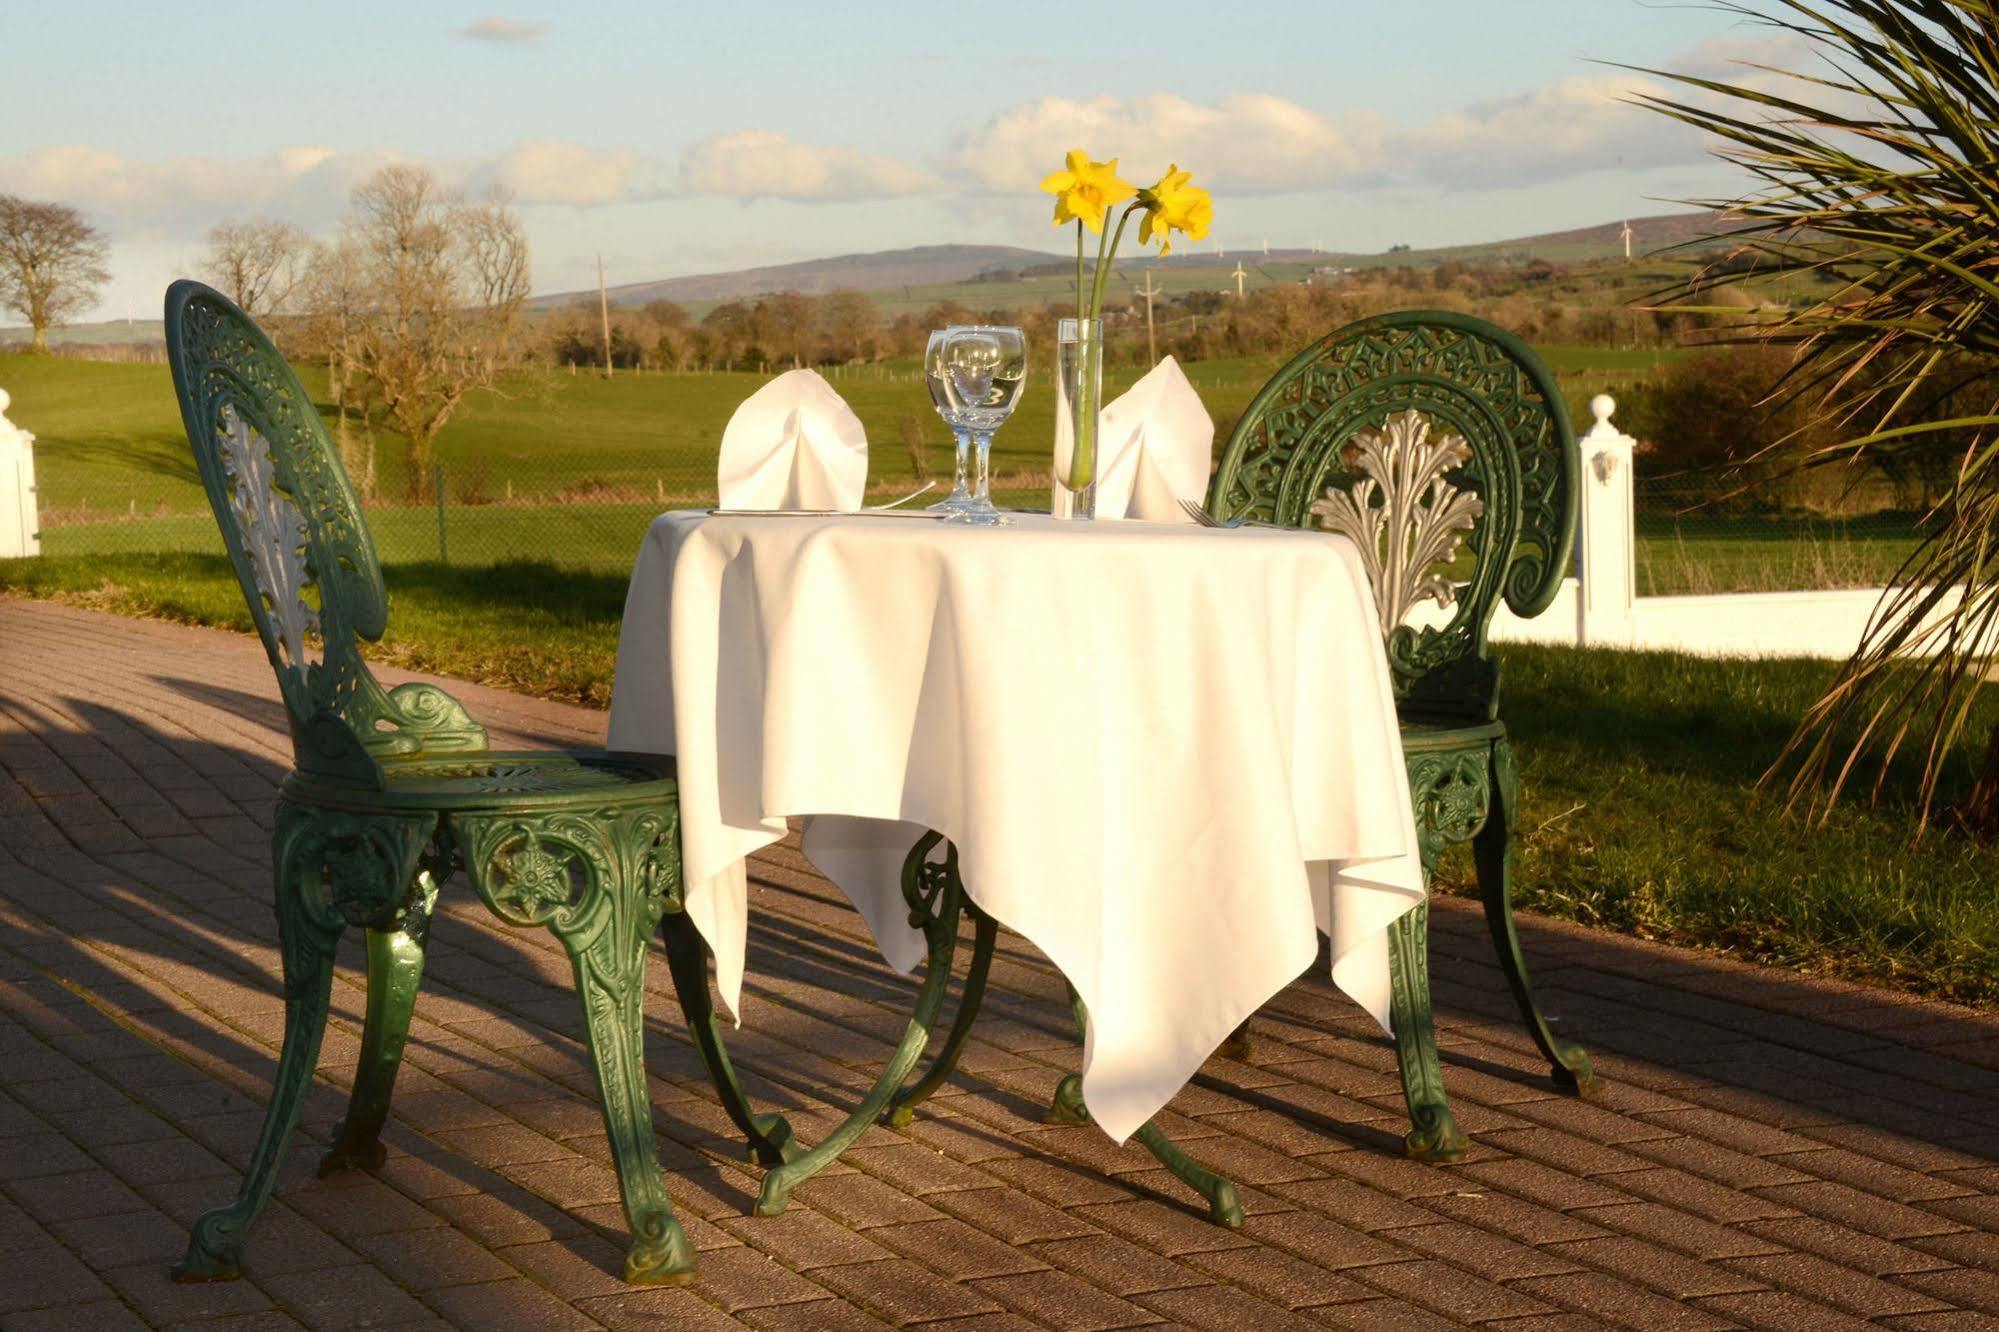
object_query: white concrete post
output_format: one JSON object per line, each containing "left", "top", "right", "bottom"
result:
{"left": 0, "top": 388, "right": 40, "bottom": 558}
{"left": 1577, "top": 393, "right": 1634, "bottom": 645}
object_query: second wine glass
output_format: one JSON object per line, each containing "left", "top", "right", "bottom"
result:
{"left": 940, "top": 326, "right": 1027, "bottom": 527}
{"left": 924, "top": 328, "right": 973, "bottom": 513}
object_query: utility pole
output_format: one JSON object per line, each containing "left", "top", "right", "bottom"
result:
{"left": 1232, "top": 261, "right": 1248, "bottom": 300}
{"left": 597, "top": 253, "right": 613, "bottom": 379}
{"left": 1134, "top": 271, "right": 1162, "bottom": 363}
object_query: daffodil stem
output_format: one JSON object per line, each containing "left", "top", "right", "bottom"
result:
{"left": 1088, "top": 205, "right": 1138, "bottom": 321}
{"left": 1075, "top": 222, "right": 1084, "bottom": 319}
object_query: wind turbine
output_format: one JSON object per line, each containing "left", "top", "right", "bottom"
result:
{"left": 1232, "top": 262, "right": 1248, "bottom": 300}
{"left": 1619, "top": 219, "right": 1634, "bottom": 262}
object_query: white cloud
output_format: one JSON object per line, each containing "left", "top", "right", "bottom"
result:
{"left": 456, "top": 16, "right": 548, "bottom": 43}
{"left": 473, "top": 140, "right": 669, "bottom": 207}
{"left": 1394, "top": 73, "right": 1698, "bottom": 189}
{"left": 944, "top": 83, "right": 1713, "bottom": 198}
{"left": 678, "top": 130, "right": 935, "bottom": 201}
{"left": 0, "top": 143, "right": 407, "bottom": 236}
{"left": 945, "top": 93, "right": 1392, "bottom": 196}
{"left": 0, "top": 139, "right": 678, "bottom": 235}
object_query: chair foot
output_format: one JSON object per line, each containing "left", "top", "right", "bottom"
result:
{"left": 1045, "top": 1074, "right": 1092, "bottom": 1127}
{"left": 753, "top": 1174, "right": 796, "bottom": 1218}
{"left": 1218, "top": 1020, "right": 1255, "bottom": 1062}
{"left": 1403, "top": 1114, "right": 1470, "bottom": 1163}
{"left": 1552, "top": 1048, "right": 1604, "bottom": 1099}
{"left": 171, "top": 1207, "right": 248, "bottom": 1283}
{"left": 1049, "top": 1067, "right": 1243, "bottom": 1228}
{"left": 748, "top": 1111, "right": 803, "bottom": 1166}
{"left": 316, "top": 1119, "right": 388, "bottom": 1177}
{"left": 622, "top": 1212, "right": 700, "bottom": 1286}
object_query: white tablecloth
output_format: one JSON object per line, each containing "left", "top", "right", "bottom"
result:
{"left": 607, "top": 510, "right": 1425, "bottom": 1143}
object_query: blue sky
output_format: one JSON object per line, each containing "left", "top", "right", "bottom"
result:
{"left": 2, "top": 1, "right": 1781, "bottom": 318}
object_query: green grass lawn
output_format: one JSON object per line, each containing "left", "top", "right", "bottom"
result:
{"left": 3, "top": 345, "right": 1908, "bottom": 591}
{"left": 3, "top": 549, "right": 1995, "bottom": 1007}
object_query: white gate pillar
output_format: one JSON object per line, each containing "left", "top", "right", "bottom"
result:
{"left": 0, "top": 388, "right": 41, "bottom": 558}
{"left": 1577, "top": 394, "right": 1634, "bottom": 645}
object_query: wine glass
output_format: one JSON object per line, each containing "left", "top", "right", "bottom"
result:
{"left": 939, "top": 326, "right": 1027, "bottom": 527}
{"left": 924, "top": 328, "right": 973, "bottom": 513}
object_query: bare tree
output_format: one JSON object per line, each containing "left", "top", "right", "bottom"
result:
{"left": 200, "top": 219, "right": 308, "bottom": 316}
{"left": 0, "top": 196, "right": 110, "bottom": 353}
{"left": 290, "top": 237, "right": 381, "bottom": 496}
{"left": 328, "top": 165, "right": 532, "bottom": 499}
{"left": 821, "top": 289, "right": 879, "bottom": 363}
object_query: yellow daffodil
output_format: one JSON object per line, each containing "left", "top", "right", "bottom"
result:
{"left": 1137, "top": 164, "right": 1214, "bottom": 255}
{"left": 1040, "top": 150, "right": 1137, "bottom": 234}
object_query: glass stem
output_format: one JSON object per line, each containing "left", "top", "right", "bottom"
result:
{"left": 974, "top": 432, "right": 993, "bottom": 506}
{"left": 953, "top": 430, "right": 971, "bottom": 498}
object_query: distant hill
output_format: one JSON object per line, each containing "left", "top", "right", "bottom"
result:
{"left": 4, "top": 211, "right": 1740, "bottom": 346}
{"left": 529, "top": 211, "right": 1736, "bottom": 315}
{"left": 534, "top": 244, "right": 1064, "bottom": 311}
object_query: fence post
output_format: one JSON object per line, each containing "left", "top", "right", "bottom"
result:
{"left": 1578, "top": 394, "right": 1635, "bottom": 646}
{"left": 0, "top": 388, "right": 39, "bottom": 558}
{"left": 434, "top": 461, "right": 448, "bottom": 565}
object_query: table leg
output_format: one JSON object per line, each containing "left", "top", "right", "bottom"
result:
{"left": 659, "top": 911, "right": 802, "bottom": 1166}
{"left": 885, "top": 906, "right": 999, "bottom": 1127}
{"left": 752, "top": 832, "right": 964, "bottom": 1217}
{"left": 1048, "top": 983, "right": 1244, "bottom": 1229}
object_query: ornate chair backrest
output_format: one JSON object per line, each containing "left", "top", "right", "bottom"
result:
{"left": 164, "top": 280, "right": 483, "bottom": 785}
{"left": 1209, "top": 311, "right": 1578, "bottom": 722}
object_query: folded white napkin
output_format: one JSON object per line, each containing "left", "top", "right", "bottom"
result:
{"left": 1054, "top": 356, "right": 1214, "bottom": 521}
{"left": 716, "top": 369, "right": 868, "bottom": 510}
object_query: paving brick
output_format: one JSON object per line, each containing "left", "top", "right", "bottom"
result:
{"left": 971, "top": 1268, "right": 1159, "bottom": 1330}
{"left": 0, "top": 1242, "right": 116, "bottom": 1314}
{"left": 1138, "top": 1283, "right": 1332, "bottom": 1331}
{"left": 2, "top": 1300, "right": 152, "bottom": 1332}
{"left": 1753, "top": 1181, "right": 1964, "bottom": 1240}
{"left": 870, "top": 1216, "right": 1045, "bottom": 1281}
{"left": 1186, "top": 1245, "right": 1374, "bottom": 1308}
{"left": 98, "top": 1261, "right": 272, "bottom": 1325}
{"left": 1726, "top": 1252, "right": 1952, "bottom": 1318}
{"left": 930, "top": 1187, "right": 1102, "bottom": 1244}
{"left": 1743, "top": 1215, "right": 1959, "bottom": 1277}
{"left": 1692, "top": 1290, "right": 1878, "bottom": 1331}
{"left": 1513, "top": 1271, "right": 1737, "bottom": 1330}
{"left": 423, "top": 1277, "right": 604, "bottom": 1331}
{"left": 810, "top": 1257, "right": 1001, "bottom": 1323}
{"left": 20, "top": 598, "right": 1999, "bottom": 1330}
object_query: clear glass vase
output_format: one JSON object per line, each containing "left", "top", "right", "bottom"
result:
{"left": 1052, "top": 317, "right": 1103, "bottom": 519}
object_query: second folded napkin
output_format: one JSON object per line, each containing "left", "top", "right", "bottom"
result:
{"left": 717, "top": 369, "right": 869, "bottom": 510}
{"left": 1054, "top": 355, "right": 1214, "bottom": 521}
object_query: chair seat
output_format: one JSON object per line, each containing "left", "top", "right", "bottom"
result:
{"left": 284, "top": 749, "right": 677, "bottom": 812}
{"left": 1397, "top": 715, "right": 1505, "bottom": 754}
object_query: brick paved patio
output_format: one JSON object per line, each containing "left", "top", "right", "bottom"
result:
{"left": 5, "top": 595, "right": 1999, "bottom": 1330}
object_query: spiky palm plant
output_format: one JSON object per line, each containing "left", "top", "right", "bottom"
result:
{"left": 1641, "top": 0, "right": 1999, "bottom": 831}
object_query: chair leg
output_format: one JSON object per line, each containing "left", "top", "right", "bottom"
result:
{"left": 1477, "top": 737, "right": 1602, "bottom": 1097}
{"left": 658, "top": 910, "right": 799, "bottom": 1166}
{"left": 175, "top": 807, "right": 432, "bottom": 1282}
{"left": 886, "top": 906, "right": 998, "bottom": 1127}
{"left": 320, "top": 873, "right": 438, "bottom": 1176}
{"left": 1047, "top": 982, "right": 1243, "bottom": 1228}
{"left": 752, "top": 833, "right": 963, "bottom": 1218}
{"left": 1388, "top": 899, "right": 1469, "bottom": 1162}
{"left": 458, "top": 807, "right": 696, "bottom": 1286}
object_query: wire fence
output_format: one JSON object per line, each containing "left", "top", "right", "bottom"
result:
{"left": 35, "top": 459, "right": 1933, "bottom": 598}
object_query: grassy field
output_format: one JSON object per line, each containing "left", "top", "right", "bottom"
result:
{"left": 5, "top": 344, "right": 1917, "bottom": 591}
{"left": 0, "top": 311, "right": 1899, "bottom": 605}
{"left": 4, "top": 548, "right": 1994, "bottom": 1006}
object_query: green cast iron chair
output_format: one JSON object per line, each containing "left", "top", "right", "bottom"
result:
{"left": 162, "top": 281, "right": 699, "bottom": 1286}
{"left": 1208, "top": 310, "right": 1602, "bottom": 1161}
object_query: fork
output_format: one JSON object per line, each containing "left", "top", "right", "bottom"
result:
{"left": 1179, "top": 498, "right": 1289, "bottom": 530}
